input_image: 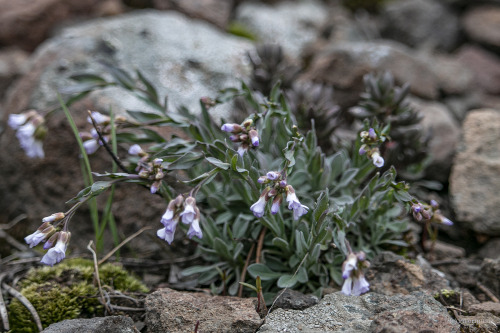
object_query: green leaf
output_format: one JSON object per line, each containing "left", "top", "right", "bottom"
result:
{"left": 335, "top": 168, "right": 359, "bottom": 189}
{"left": 239, "top": 282, "right": 258, "bottom": 293}
{"left": 297, "top": 266, "right": 308, "bottom": 283}
{"left": 136, "top": 70, "right": 159, "bottom": 103}
{"left": 247, "top": 263, "right": 282, "bottom": 280}
{"left": 102, "top": 63, "right": 135, "bottom": 89}
{"left": 166, "top": 152, "right": 203, "bottom": 170}
{"left": 271, "top": 237, "right": 289, "bottom": 252}
{"left": 70, "top": 73, "right": 107, "bottom": 83}
{"left": 126, "top": 110, "right": 164, "bottom": 123}
{"left": 181, "top": 264, "right": 219, "bottom": 277}
{"left": 205, "top": 157, "right": 230, "bottom": 170}
{"left": 277, "top": 274, "right": 298, "bottom": 288}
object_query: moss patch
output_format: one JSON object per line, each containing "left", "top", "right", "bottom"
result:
{"left": 8, "top": 258, "right": 148, "bottom": 332}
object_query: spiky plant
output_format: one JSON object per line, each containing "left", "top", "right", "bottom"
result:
{"left": 349, "top": 72, "right": 428, "bottom": 179}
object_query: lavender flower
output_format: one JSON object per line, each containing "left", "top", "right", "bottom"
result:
{"left": 12, "top": 117, "right": 45, "bottom": 158}
{"left": 8, "top": 113, "right": 28, "bottom": 129}
{"left": 25, "top": 222, "right": 55, "bottom": 248}
{"left": 271, "top": 195, "right": 282, "bottom": 215}
{"left": 249, "top": 129, "right": 259, "bottom": 147}
{"left": 187, "top": 209, "right": 203, "bottom": 240}
{"left": 42, "top": 212, "right": 65, "bottom": 223}
{"left": 237, "top": 145, "right": 248, "bottom": 157}
{"left": 341, "top": 252, "right": 370, "bottom": 296}
{"left": 368, "top": 128, "right": 377, "bottom": 140}
{"left": 180, "top": 196, "right": 197, "bottom": 224}
{"left": 87, "top": 111, "right": 110, "bottom": 125}
{"left": 83, "top": 139, "right": 100, "bottom": 155}
{"left": 157, "top": 219, "right": 178, "bottom": 244}
{"left": 371, "top": 151, "right": 384, "bottom": 168}
{"left": 40, "top": 231, "right": 70, "bottom": 266}
{"left": 286, "top": 186, "right": 309, "bottom": 220}
{"left": 266, "top": 171, "right": 280, "bottom": 180}
{"left": 250, "top": 196, "right": 267, "bottom": 218}
{"left": 221, "top": 120, "right": 259, "bottom": 156}
{"left": 221, "top": 123, "right": 241, "bottom": 133}
{"left": 128, "top": 144, "right": 143, "bottom": 156}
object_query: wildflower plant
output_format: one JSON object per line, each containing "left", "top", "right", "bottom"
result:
{"left": 15, "top": 61, "right": 454, "bottom": 301}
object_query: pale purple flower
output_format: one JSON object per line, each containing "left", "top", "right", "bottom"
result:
{"left": 25, "top": 230, "right": 46, "bottom": 248}
{"left": 286, "top": 186, "right": 309, "bottom": 220}
{"left": 157, "top": 219, "right": 178, "bottom": 245}
{"left": 8, "top": 113, "right": 27, "bottom": 129}
{"left": 221, "top": 123, "right": 241, "bottom": 132}
{"left": 83, "top": 139, "right": 100, "bottom": 155}
{"left": 258, "top": 176, "right": 267, "bottom": 184}
{"left": 371, "top": 151, "right": 384, "bottom": 168}
{"left": 341, "top": 252, "right": 370, "bottom": 296}
{"left": 42, "top": 212, "right": 65, "bottom": 223}
{"left": 266, "top": 171, "right": 280, "bottom": 180}
{"left": 128, "top": 144, "right": 143, "bottom": 155}
{"left": 250, "top": 196, "right": 267, "bottom": 218}
{"left": 292, "top": 204, "right": 309, "bottom": 220}
{"left": 40, "top": 232, "right": 70, "bottom": 266}
{"left": 150, "top": 180, "right": 161, "bottom": 194}
{"left": 368, "top": 128, "right": 376, "bottom": 140}
{"left": 237, "top": 145, "right": 248, "bottom": 157}
{"left": 87, "top": 111, "right": 109, "bottom": 124}
{"left": 180, "top": 196, "right": 197, "bottom": 224}
{"left": 270, "top": 195, "right": 282, "bottom": 215}
{"left": 15, "top": 123, "right": 45, "bottom": 158}
{"left": 279, "top": 180, "right": 287, "bottom": 188}
{"left": 187, "top": 216, "right": 203, "bottom": 240}
{"left": 359, "top": 146, "right": 366, "bottom": 155}
{"left": 249, "top": 129, "right": 259, "bottom": 147}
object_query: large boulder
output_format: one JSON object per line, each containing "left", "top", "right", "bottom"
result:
{"left": 463, "top": 5, "right": 500, "bottom": 51}
{"left": 0, "top": 10, "right": 252, "bottom": 254}
{"left": 450, "top": 109, "right": 500, "bottom": 235}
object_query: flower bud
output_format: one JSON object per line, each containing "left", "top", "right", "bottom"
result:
{"left": 42, "top": 213, "right": 65, "bottom": 223}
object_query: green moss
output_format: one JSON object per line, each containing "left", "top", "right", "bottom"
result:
{"left": 8, "top": 259, "right": 148, "bottom": 332}
{"left": 434, "top": 289, "right": 456, "bottom": 299}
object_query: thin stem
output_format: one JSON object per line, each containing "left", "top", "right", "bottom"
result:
{"left": 238, "top": 242, "right": 256, "bottom": 298}
{"left": 2, "top": 282, "right": 43, "bottom": 332}
{"left": 87, "top": 241, "right": 111, "bottom": 313}
{"left": 255, "top": 227, "right": 267, "bottom": 264}
{"left": 98, "top": 226, "right": 153, "bottom": 265}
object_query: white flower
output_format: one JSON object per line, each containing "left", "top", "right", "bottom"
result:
{"left": 180, "top": 197, "right": 197, "bottom": 224}
{"left": 250, "top": 196, "right": 267, "bottom": 218}
{"left": 25, "top": 230, "right": 46, "bottom": 248}
{"left": 249, "top": 129, "right": 259, "bottom": 147}
{"left": 128, "top": 144, "right": 143, "bottom": 155}
{"left": 266, "top": 171, "right": 280, "bottom": 180}
{"left": 292, "top": 204, "right": 309, "bottom": 220}
{"left": 341, "top": 252, "right": 370, "bottom": 296}
{"left": 371, "top": 151, "right": 384, "bottom": 168}
{"left": 237, "top": 145, "right": 248, "bottom": 157}
{"left": 83, "top": 139, "right": 100, "bottom": 155}
{"left": 8, "top": 114, "right": 27, "bottom": 129}
{"left": 40, "top": 232, "right": 70, "bottom": 266}
{"left": 187, "top": 217, "right": 203, "bottom": 239}
{"left": 157, "top": 218, "right": 178, "bottom": 245}
{"left": 87, "top": 111, "right": 109, "bottom": 124}
{"left": 15, "top": 123, "right": 45, "bottom": 158}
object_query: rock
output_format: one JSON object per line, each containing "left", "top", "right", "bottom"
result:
{"left": 365, "top": 251, "right": 450, "bottom": 296}
{"left": 145, "top": 288, "right": 263, "bottom": 333}
{"left": 258, "top": 291, "right": 459, "bottom": 332}
{"left": 477, "top": 258, "right": 500, "bottom": 298}
{"left": 235, "top": 0, "right": 328, "bottom": 59}
{"left": 303, "top": 41, "right": 440, "bottom": 107}
{"left": 432, "top": 259, "right": 482, "bottom": 289}
{"left": 479, "top": 238, "right": 500, "bottom": 259}
{"left": 410, "top": 98, "right": 460, "bottom": 182}
{"left": 0, "top": 48, "right": 29, "bottom": 100}
{"left": 434, "top": 288, "right": 480, "bottom": 312}
{"left": 469, "top": 302, "right": 500, "bottom": 316}
{"left": 0, "top": 11, "right": 252, "bottom": 253}
{"left": 42, "top": 316, "right": 137, "bottom": 333}
{"left": 463, "top": 5, "right": 500, "bottom": 50}
{"left": 381, "top": 0, "right": 460, "bottom": 51}
{"left": 271, "top": 289, "right": 319, "bottom": 311}
{"left": 450, "top": 109, "right": 500, "bottom": 235}
{"left": 152, "top": 0, "right": 233, "bottom": 28}
{"left": 456, "top": 45, "right": 500, "bottom": 95}
{"left": 423, "top": 53, "right": 474, "bottom": 96}
{"left": 0, "top": 0, "right": 124, "bottom": 52}
{"left": 455, "top": 312, "right": 500, "bottom": 333}
{"left": 424, "top": 240, "right": 466, "bottom": 262}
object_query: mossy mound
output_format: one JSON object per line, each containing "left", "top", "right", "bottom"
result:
{"left": 8, "top": 258, "right": 148, "bottom": 333}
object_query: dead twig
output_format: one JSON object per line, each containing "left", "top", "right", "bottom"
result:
{"left": 476, "top": 282, "right": 500, "bottom": 303}
{"left": 0, "top": 214, "right": 27, "bottom": 230}
{"left": 255, "top": 227, "right": 267, "bottom": 264}
{"left": 87, "top": 241, "right": 111, "bottom": 313}
{"left": 238, "top": 243, "right": 256, "bottom": 298}
{"left": 2, "top": 282, "right": 42, "bottom": 332}
{"left": 0, "top": 273, "right": 10, "bottom": 331}
{"left": 0, "top": 229, "right": 30, "bottom": 252}
{"left": 98, "top": 226, "right": 153, "bottom": 265}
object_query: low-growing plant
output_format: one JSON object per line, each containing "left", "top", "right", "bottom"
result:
{"left": 9, "top": 52, "right": 452, "bottom": 304}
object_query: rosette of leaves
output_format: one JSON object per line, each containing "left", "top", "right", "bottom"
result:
{"left": 247, "top": 44, "right": 300, "bottom": 96}
{"left": 286, "top": 81, "right": 344, "bottom": 153}
{"left": 349, "top": 72, "right": 428, "bottom": 179}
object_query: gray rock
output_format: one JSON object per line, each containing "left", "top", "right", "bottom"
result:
{"left": 479, "top": 238, "right": 500, "bottom": 259}
{"left": 423, "top": 53, "right": 474, "bottom": 96}
{"left": 410, "top": 98, "right": 460, "bottom": 182}
{"left": 42, "top": 316, "right": 137, "bottom": 333}
{"left": 450, "top": 109, "right": 500, "bottom": 235}
{"left": 235, "top": 0, "right": 328, "bottom": 59}
{"left": 463, "top": 5, "right": 500, "bottom": 50}
{"left": 303, "top": 41, "right": 440, "bottom": 107}
{"left": 258, "top": 291, "right": 459, "bottom": 332}
{"left": 0, "top": 10, "right": 253, "bottom": 252}
{"left": 381, "top": 0, "right": 460, "bottom": 51}
{"left": 0, "top": 48, "right": 29, "bottom": 100}
{"left": 152, "top": 0, "right": 233, "bottom": 28}
{"left": 457, "top": 45, "right": 500, "bottom": 95}
{"left": 365, "top": 251, "right": 450, "bottom": 296}
{"left": 477, "top": 258, "right": 500, "bottom": 298}
{"left": 271, "top": 289, "right": 319, "bottom": 311}
{"left": 145, "top": 288, "right": 263, "bottom": 333}
{"left": 469, "top": 302, "right": 500, "bottom": 316}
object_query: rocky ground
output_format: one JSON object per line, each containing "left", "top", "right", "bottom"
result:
{"left": 1, "top": 0, "right": 500, "bottom": 332}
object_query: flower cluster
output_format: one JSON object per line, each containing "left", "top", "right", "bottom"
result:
{"left": 8, "top": 110, "right": 47, "bottom": 158}
{"left": 358, "top": 128, "right": 386, "bottom": 168}
{"left": 221, "top": 119, "right": 260, "bottom": 157}
{"left": 129, "top": 144, "right": 165, "bottom": 194}
{"left": 157, "top": 195, "right": 203, "bottom": 244}
{"left": 341, "top": 251, "right": 370, "bottom": 296}
{"left": 24, "top": 213, "right": 71, "bottom": 266}
{"left": 250, "top": 171, "right": 308, "bottom": 220}
{"left": 411, "top": 200, "right": 453, "bottom": 226}
{"left": 79, "top": 111, "right": 111, "bottom": 155}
